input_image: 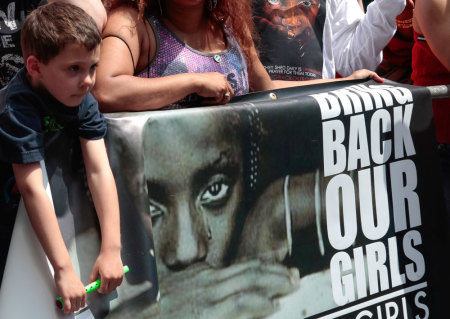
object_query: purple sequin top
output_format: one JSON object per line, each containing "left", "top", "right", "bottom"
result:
{"left": 137, "top": 16, "right": 249, "bottom": 108}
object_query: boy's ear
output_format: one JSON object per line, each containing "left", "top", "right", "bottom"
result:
{"left": 25, "top": 56, "right": 42, "bottom": 79}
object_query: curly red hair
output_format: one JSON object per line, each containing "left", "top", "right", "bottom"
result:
{"left": 103, "top": 0, "right": 256, "bottom": 67}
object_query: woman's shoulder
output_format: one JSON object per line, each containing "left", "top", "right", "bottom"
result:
{"left": 104, "top": 5, "right": 148, "bottom": 41}
{"left": 105, "top": 5, "right": 141, "bottom": 30}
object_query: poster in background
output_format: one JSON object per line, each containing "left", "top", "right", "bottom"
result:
{"left": 253, "top": 0, "right": 326, "bottom": 80}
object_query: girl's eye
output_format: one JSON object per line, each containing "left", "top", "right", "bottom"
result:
{"left": 69, "top": 65, "right": 79, "bottom": 72}
{"left": 149, "top": 200, "right": 164, "bottom": 220}
{"left": 200, "top": 181, "right": 230, "bottom": 207}
{"left": 90, "top": 64, "right": 98, "bottom": 71}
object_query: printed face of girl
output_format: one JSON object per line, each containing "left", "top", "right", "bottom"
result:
{"left": 143, "top": 112, "right": 244, "bottom": 277}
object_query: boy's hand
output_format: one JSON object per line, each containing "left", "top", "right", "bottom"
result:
{"left": 54, "top": 266, "right": 86, "bottom": 314}
{"left": 89, "top": 250, "right": 124, "bottom": 294}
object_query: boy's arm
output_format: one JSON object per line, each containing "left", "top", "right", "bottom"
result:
{"left": 12, "top": 162, "right": 86, "bottom": 314}
{"left": 79, "top": 137, "right": 124, "bottom": 294}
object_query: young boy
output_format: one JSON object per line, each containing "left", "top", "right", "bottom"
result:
{"left": 0, "top": 2, "right": 123, "bottom": 314}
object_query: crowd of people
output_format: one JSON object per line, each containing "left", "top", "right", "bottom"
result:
{"left": 0, "top": 0, "right": 449, "bottom": 316}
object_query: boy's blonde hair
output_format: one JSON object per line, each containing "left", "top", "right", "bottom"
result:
{"left": 21, "top": 2, "right": 101, "bottom": 64}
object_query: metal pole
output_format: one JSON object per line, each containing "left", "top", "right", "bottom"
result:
{"left": 428, "top": 85, "right": 450, "bottom": 99}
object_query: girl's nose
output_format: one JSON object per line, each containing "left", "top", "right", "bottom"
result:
{"left": 163, "top": 201, "right": 208, "bottom": 269}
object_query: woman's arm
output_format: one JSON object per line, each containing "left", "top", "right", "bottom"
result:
{"left": 247, "top": 44, "right": 277, "bottom": 92}
{"left": 92, "top": 6, "right": 233, "bottom": 112}
{"left": 414, "top": 0, "right": 450, "bottom": 71}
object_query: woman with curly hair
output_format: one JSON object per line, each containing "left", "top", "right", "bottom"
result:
{"left": 93, "top": 0, "right": 380, "bottom": 111}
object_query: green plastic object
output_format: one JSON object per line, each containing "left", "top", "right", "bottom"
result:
{"left": 56, "top": 265, "right": 130, "bottom": 311}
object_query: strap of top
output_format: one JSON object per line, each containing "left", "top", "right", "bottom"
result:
{"left": 103, "top": 18, "right": 152, "bottom": 75}
{"left": 102, "top": 35, "right": 136, "bottom": 72}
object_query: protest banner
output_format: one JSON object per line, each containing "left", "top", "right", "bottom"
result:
{"left": 1, "top": 79, "right": 448, "bottom": 318}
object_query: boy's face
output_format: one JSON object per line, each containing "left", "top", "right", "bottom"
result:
{"left": 36, "top": 43, "right": 100, "bottom": 107}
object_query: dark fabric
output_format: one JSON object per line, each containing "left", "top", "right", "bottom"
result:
{"left": 438, "top": 143, "right": 450, "bottom": 232}
{"left": 376, "top": 33, "right": 414, "bottom": 84}
{"left": 362, "top": 0, "right": 373, "bottom": 10}
{"left": 0, "top": 0, "right": 43, "bottom": 89}
{"left": 0, "top": 68, "right": 107, "bottom": 164}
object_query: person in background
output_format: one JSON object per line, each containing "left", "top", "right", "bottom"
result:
{"left": 375, "top": 0, "right": 414, "bottom": 84}
{"left": 252, "top": 0, "right": 406, "bottom": 81}
{"left": 92, "top": 0, "right": 381, "bottom": 112}
{"left": 0, "top": 3, "right": 123, "bottom": 313}
{"left": 411, "top": 0, "right": 450, "bottom": 228}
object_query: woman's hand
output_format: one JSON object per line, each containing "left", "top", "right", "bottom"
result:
{"left": 347, "top": 69, "right": 384, "bottom": 83}
{"left": 193, "top": 72, "right": 234, "bottom": 105}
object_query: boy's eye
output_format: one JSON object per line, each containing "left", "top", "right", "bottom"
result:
{"left": 90, "top": 64, "right": 98, "bottom": 71}
{"left": 69, "top": 65, "right": 79, "bottom": 71}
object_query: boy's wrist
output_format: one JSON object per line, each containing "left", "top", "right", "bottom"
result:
{"left": 53, "top": 261, "right": 76, "bottom": 276}
{"left": 100, "top": 242, "right": 122, "bottom": 254}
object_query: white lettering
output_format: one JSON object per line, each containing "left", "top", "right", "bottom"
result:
{"left": 394, "top": 104, "right": 416, "bottom": 159}
{"left": 348, "top": 114, "right": 371, "bottom": 170}
{"left": 390, "top": 160, "right": 421, "bottom": 232}
{"left": 323, "top": 120, "right": 347, "bottom": 176}
{"left": 326, "top": 174, "right": 357, "bottom": 250}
